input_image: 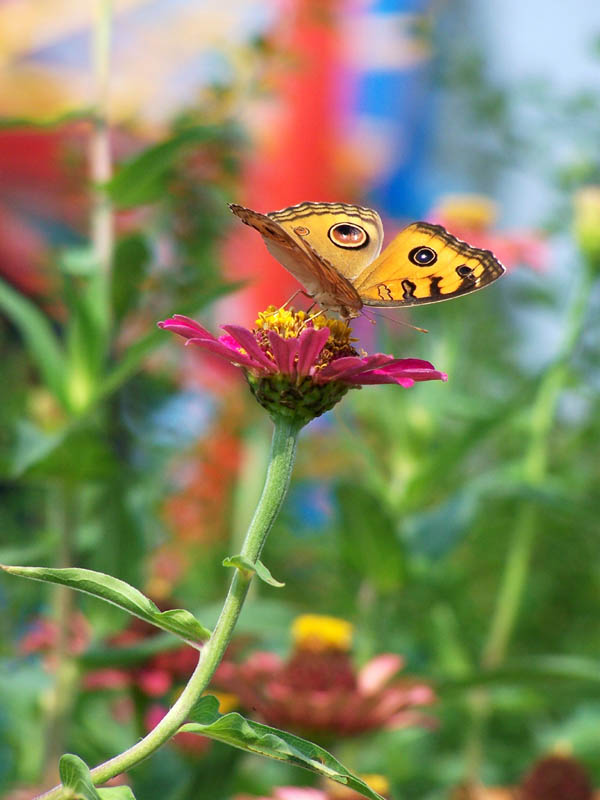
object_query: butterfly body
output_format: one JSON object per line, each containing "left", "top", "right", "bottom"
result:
{"left": 230, "top": 201, "right": 505, "bottom": 319}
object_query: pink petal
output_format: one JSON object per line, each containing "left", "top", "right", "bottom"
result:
{"left": 222, "top": 325, "right": 277, "bottom": 373}
{"left": 355, "top": 363, "right": 448, "bottom": 386}
{"left": 350, "top": 372, "right": 416, "bottom": 387}
{"left": 158, "top": 316, "right": 216, "bottom": 340}
{"left": 185, "top": 337, "right": 261, "bottom": 370}
{"left": 275, "top": 789, "right": 328, "bottom": 800}
{"left": 314, "top": 353, "right": 395, "bottom": 383}
{"left": 358, "top": 654, "right": 405, "bottom": 694}
{"left": 376, "top": 357, "right": 437, "bottom": 372}
{"left": 295, "top": 327, "right": 331, "bottom": 375}
{"left": 267, "top": 331, "right": 299, "bottom": 374}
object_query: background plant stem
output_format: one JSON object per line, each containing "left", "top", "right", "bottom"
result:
{"left": 464, "top": 267, "right": 594, "bottom": 783}
{"left": 90, "top": 0, "right": 113, "bottom": 321}
{"left": 43, "top": 484, "right": 79, "bottom": 782}
{"left": 35, "top": 415, "right": 301, "bottom": 800}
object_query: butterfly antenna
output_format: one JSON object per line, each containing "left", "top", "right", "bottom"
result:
{"left": 362, "top": 308, "right": 428, "bottom": 334}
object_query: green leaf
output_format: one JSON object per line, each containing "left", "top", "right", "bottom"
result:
{"left": 111, "top": 234, "right": 151, "bottom": 321}
{"left": 8, "top": 421, "right": 65, "bottom": 478}
{"left": 180, "top": 697, "right": 385, "bottom": 800}
{"left": 223, "top": 555, "right": 285, "bottom": 587}
{"left": 98, "top": 281, "right": 241, "bottom": 402}
{"left": 9, "top": 422, "right": 115, "bottom": 481}
{"left": 106, "top": 126, "right": 240, "bottom": 208}
{"left": 405, "top": 488, "right": 478, "bottom": 560}
{"left": 98, "top": 788, "right": 137, "bottom": 800}
{"left": 58, "top": 246, "right": 100, "bottom": 277}
{"left": 336, "top": 482, "right": 405, "bottom": 592}
{"left": 1, "top": 565, "right": 210, "bottom": 645}
{"left": 0, "top": 277, "right": 68, "bottom": 408}
{"left": 0, "top": 108, "right": 94, "bottom": 129}
{"left": 59, "top": 753, "right": 101, "bottom": 800}
{"left": 438, "top": 655, "right": 600, "bottom": 693}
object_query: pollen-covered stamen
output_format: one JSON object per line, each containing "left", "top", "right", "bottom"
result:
{"left": 253, "top": 305, "right": 358, "bottom": 371}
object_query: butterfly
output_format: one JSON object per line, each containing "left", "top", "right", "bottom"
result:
{"left": 230, "top": 201, "right": 505, "bottom": 320}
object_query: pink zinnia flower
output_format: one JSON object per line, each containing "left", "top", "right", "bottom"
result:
{"left": 213, "top": 614, "right": 435, "bottom": 740}
{"left": 159, "top": 306, "right": 446, "bottom": 424}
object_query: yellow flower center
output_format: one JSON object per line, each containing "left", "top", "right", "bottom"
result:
{"left": 255, "top": 305, "right": 354, "bottom": 347}
{"left": 329, "top": 775, "right": 390, "bottom": 799}
{"left": 210, "top": 691, "right": 239, "bottom": 714}
{"left": 436, "top": 193, "right": 497, "bottom": 230}
{"left": 291, "top": 614, "right": 354, "bottom": 653}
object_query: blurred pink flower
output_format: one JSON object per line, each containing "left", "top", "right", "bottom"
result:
{"left": 234, "top": 790, "right": 327, "bottom": 800}
{"left": 429, "top": 194, "right": 548, "bottom": 272}
{"left": 20, "top": 612, "right": 90, "bottom": 669}
{"left": 213, "top": 615, "right": 435, "bottom": 740}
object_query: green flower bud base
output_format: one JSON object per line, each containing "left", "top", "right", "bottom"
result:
{"left": 247, "top": 373, "right": 353, "bottom": 424}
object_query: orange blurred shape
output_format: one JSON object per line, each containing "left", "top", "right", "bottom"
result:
{"left": 223, "top": 0, "right": 351, "bottom": 325}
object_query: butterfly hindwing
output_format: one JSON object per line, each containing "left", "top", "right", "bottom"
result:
{"left": 354, "top": 222, "right": 505, "bottom": 307}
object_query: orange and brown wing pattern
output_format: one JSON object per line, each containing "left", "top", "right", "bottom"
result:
{"left": 229, "top": 203, "right": 362, "bottom": 315}
{"left": 354, "top": 222, "right": 505, "bottom": 307}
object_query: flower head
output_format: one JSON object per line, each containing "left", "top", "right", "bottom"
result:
{"left": 213, "top": 614, "right": 435, "bottom": 740}
{"left": 520, "top": 754, "right": 593, "bottom": 800}
{"left": 159, "top": 306, "right": 446, "bottom": 425}
{"left": 233, "top": 775, "right": 390, "bottom": 800}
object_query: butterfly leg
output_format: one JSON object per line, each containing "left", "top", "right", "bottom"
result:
{"left": 299, "top": 309, "right": 326, "bottom": 331}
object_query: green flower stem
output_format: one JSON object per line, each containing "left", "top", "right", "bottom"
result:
{"left": 464, "top": 266, "right": 593, "bottom": 782}
{"left": 482, "top": 268, "right": 592, "bottom": 671}
{"left": 44, "top": 485, "right": 80, "bottom": 778}
{"left": 35, "top": 416, "right": 301, "bottom": 800}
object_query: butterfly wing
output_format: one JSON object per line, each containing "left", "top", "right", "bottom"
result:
{"left": 229, "top": 203, "right": 363, "bottom": 316}
{"left": 268, "top": 201, "right": 384, "bottom": 282}
{"left": 354, "top": 222, "right": 505, "bottom": 307}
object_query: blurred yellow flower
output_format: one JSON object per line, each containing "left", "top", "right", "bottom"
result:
{"left": 573, "top": 186, "right": 600, "bottom": 268}
{"left": 291, "top": 614, "right": 354, "bottom": 653}
{"left": 433, "top": 194, "right": 498, "bottom": 231}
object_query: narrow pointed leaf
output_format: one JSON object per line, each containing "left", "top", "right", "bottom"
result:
{"left": 98, "top": 281, "right": 242, "bottom": 402}
{"left": 181, "top": 697, "right": 385, "bottom": 800}
{"left": 0, "top": 278, "right": 68, "bottom": 407}
{"left": 106, "top": 125, "right": 241, "bottom": 208}
{"left": 223, "top": 555, "right": 284, "bottom": 588}
{"left": 1, "top": 565, "right": 210, "bottom": 645}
